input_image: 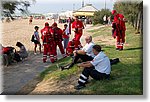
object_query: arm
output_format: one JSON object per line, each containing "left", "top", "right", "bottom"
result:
{"left": 73, "top": 50, "right": 86, "bottom": 55}
{"left": 77, "top": 61, "right": 93, "bottom": 68}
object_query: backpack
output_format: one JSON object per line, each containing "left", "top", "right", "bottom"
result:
{"left": 31, "top": 35, "right": 35, "bottom": 42}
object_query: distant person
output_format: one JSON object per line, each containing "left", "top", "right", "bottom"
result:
{"left": 62, "top": 24, "right": 70, "bottom": 54}
{"left": 32, "top": 26, "right": 42, "bottom": 55}
{"left": 72, "top": 16, "right": 84, "bottom": 50}
{"left": 67, "top": 17, "right": 72, "bottom": 34}
{"left": 16, "top": 42, "right": 28, "bottom": 60}
{"left": 74, "top": 45, "right": 111, "bottom": 90}
{"left": 29, "top": 16, "right": 33, "bottom": 24}
{"left": 107, "top": 16, "right": 112, "bottom": 25}
{"left": 112, "top": 10, "right": 126, "bottom": 50}
{"left": 103, "top": 15, "right": 107, "bottom": 25}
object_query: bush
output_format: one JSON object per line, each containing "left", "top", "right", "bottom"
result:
{"left": 93, "top": 9, "right": 112, "bottom": 25}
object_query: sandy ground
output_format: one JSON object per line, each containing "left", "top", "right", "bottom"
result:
{"left": 1, "top": 19, "right": 115, "bottom": 94}
{"left": 1, "top": 19, "right": 72, "bottom": 94}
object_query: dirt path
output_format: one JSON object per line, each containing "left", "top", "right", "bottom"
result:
{"left": 1, "top": 19, "right": 65, "bottom": 94}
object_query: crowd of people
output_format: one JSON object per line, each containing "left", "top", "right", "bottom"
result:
{"left": 1, "top": 9, "right": 126, "bottom": 90}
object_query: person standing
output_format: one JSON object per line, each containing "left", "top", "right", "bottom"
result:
{"left": 74, "top": 45, "right": 111, "bottom": 90}
{"left": 41, "top": 22, "right": 55, "bottom": 63}
{"left": 67, "top": 17, "right": 72, "bottom": 34}
{"left": 52, "top": 22, "right": 66, "bottom": 61}
{"left": 62, "top": 24, "right": 70, "bottom": 54}
{"left": 112, "top": 10, "right": 126, "bottom": 50}
{"left": 72, "top": 16, "right": 84, "bottom": 50}
{"left": 29, "top": 16, "right": 33, "bottom": 24}
{"left": 32, "top": 26, "right": 41, "bottom": 55}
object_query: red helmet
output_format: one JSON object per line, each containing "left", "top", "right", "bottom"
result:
{"left": 45, "top": 22, "right": 49, "bottom": 26}
{"left": 52, "top": 22, "right": 57, "bottom": 27}
{"left": 112, "top": 10, "right": 117, "bottom": 15}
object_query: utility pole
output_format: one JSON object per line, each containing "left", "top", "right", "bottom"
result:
{"left": 105, "top": 0, "right": 106, "bottom": 10}
{"left": 82, "top": 0, "right": 84, "bottom": 7}
{"left": 73, "top": 3, "right": 75, "bottom": 11}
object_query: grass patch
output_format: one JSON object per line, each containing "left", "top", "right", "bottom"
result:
{"left": 39, "top": 23, "right": 143, "bottom": 95}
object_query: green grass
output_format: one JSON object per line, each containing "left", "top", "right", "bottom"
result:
{"left": 39, "top": 23, "right": 143, "bottom": 95}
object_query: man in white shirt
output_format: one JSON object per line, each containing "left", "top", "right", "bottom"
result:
{"left": 74, "top": 45, "right": 111, "bottom": 90}
{"left": 60, "top": 36, "right": 95, "bottom": 70}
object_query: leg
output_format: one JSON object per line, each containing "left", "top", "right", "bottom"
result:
{"left": 75, "top": 66, "right": 94, "bottom": 90}
{"left": 34, "top": 44, "right": 37, "bottom": 54}
{"left": 60, "top": 54, "right": 93, "bottom": 70}
{"left": 58, "top": 41, "right": 66, "bottom": 57}
{"left": 53, "top": 43, "right": 57, "bottom": 61}
{"left": 43, "top": 44, "right": 48, "bottom": 63}
{"left": 90, "top": 70, "right": 110, "bottom": 80}
{"left": 38, "top": 43, "right": 42, "bottom": 53}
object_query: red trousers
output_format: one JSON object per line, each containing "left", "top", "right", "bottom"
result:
{"left": 116, "top": 30, "right": 125, "bottom": 49}
{"left": 43, "top": 44, "right": 55, "bottom": 63}
{"left": 54, "top": 41, "right": 65, "bottom": 60}
{"left": 74, "top": 33, "right": 82, "bottom": 49}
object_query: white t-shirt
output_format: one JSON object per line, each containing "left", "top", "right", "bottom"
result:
{"left": 82, "top": 42, "right": 95, "bottom": 58}
{"left": 90, "top": 51, "right": 111, "bottom": 74}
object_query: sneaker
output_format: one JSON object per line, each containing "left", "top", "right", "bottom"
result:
{"left": 34, "top": 53, "right": 37, "bottom": 55}
{"left": 74, "top": 84, "right": 85, "bottom": 90}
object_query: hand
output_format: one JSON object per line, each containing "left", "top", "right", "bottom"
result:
{"left": 77, "top": 63, "right": 82, "bottom": 67}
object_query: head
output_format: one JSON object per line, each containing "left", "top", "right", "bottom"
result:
{"left": 45, "top": 22, "right": 49, "bottom": 27}
{"left": 92, "top": 45, "right": 102, "bottom": 55}
{"left": 85, "top": 36, "right": 92, "bottom": 44}
{"left": 74, "top": 16, "right": 79, "bottom": 21}
{"left": 64, "top": 24, "right": 68, "bottom": 29}
{"left": 34, "top": 26, "right": 39, "bottom": 31}
{"left": 16, "top": 42, "right": 23, "bottom": 48}
{"left": 112, "top": 10, "right": 117, "bottom": 16}
{"left": 52, "top": 22, "right": 57, "bottom": 28}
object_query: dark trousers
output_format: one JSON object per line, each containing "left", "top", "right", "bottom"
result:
{"left": 68, "top": 53, "right": 93, "bottom": 68}
{"left": 78, "top": 66, "right": 110, "bottom": 86}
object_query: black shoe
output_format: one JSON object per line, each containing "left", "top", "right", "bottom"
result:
{"left": 74, "top": 84, "right": 85, "bottom": 90}
{"left": 119, "top": 48, "right": 123, "bottom": 51}
{"left": 116, "top": 48, "right": 120, "bottom": 50}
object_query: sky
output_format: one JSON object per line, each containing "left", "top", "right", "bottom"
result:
{"left": 27, "top": 0, "right": 115, "bottom": 14}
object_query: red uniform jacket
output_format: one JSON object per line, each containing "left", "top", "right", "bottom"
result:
{"left": 72, "top": 20, "right": 84, "bottom": 34}
{"left": 113, "top": 13, "right": 126, "bottom": 31}
{"left": 41, "top": 26, "right": 54, "bottom": 44}
{"left": 53, "top": 27, "right": 63, "bottom": 42}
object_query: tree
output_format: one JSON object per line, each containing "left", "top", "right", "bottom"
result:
{"left": 93, "top": 9, "right": 112, "bottom": 25}
{"left": 2, "top": 0, "right": 36, "bottom": 18}
{"left": 113, "top": 0, "right": 143, "bottom": 34}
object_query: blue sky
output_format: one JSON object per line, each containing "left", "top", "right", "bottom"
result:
{"left": 28, "top": 0, "right": 115, "bottom": 14}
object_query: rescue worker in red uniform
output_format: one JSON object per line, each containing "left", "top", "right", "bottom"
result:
{"left": 72, "top": 16, "right": 84, "bottom": 50}
{"left": 41, "top": 22, "right": 55, "bottom": 63}
{"left": 112, "top": 10, "right": 126, "bottom": 50}
{"left": 52, "top": 22, "right": 66, "bottom": 61}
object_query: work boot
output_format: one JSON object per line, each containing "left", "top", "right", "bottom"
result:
{"left": 74, "top": 84, "right": 85, "bottom": 90}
